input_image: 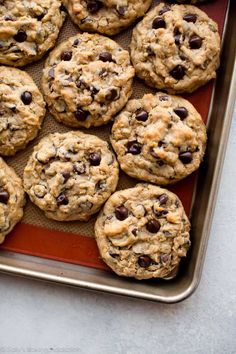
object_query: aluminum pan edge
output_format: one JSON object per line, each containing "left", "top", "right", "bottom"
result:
{"left": 0, "top": 0, "right": 235, "bottom": 303}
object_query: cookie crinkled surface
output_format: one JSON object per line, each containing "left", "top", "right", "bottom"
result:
{"left": 130, "top": 2, "right": 220, "bottom": 93}
{"left": 95, "top": 184, "right": 191, "bottom": 280}
{"left": 41, "top": 32, "right": 135, "bottom": 128}
{"left": 0, "top": 157, "right": 25, "bottom": 244}
{"left": 0, "top": 0, "right": 66, "bottom": 67}
{"left": 63, "top": 0, "right": 152, "bottom": 35}
{"left": 23, "top": 131, "right": 119, "bottom": 222}
{"left": 111, "top": 93, "right": 207, "bottom": 185}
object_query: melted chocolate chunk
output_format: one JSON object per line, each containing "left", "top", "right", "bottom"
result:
{"left": 138, "top": 255, "right": 152, "bottom": 268}
{"left": 174, "top": 33, "right": 181, "bottom": 45}
{"left": 135, "top": 109, "right": 148, "bottom": 122}
{"left": 4, "top": 15, "right": 13, "bottom": 21}
{"left": 146, "top": 219, "right": 161, "bottom": 233}
{"left": 159, "top": 5, "right": 171, "bottom": 15}
{"left": 170, "top": 65, "right": 186, "bottom": 80}
{"left": 21, "top": 91, "right": 32, "bottom": 105}
{"left": 159, "top": 95, "right": 169, "bottom": 102}
{"left": 115, "top": 206, "right": 129, "bottom": 221}
{"left": 89, "top": 153, "right": 101, "bottom": 166}
{"left": 155, "top": 210, "right": 168, "bottom": 217}
{"left": 73, "top": 38, "right": 81, "bottom": 46}
{"left": 183, "top": 14, "right": 197, "bottom": 23}
{"left": 174, "top": 107, "right": 188, "bottom": 120}
{"left": 109, "top": 252, "right": 119, "bottom": 258}
{"left": 158, "top": 194, "right": 168, "bottom": 205}
{"left": 56, "top": 193, "right": 69, "bottom": 206}
{"left": 116, "top": 6, "right": 127, "bottom": 16}
{"left": 14, "top": 29, "right": 27, "bottom": 42}
{"left": 152, "top": 17, "right": 166, "bottom": 29}
{"left": 99, "top": 52, "right": 112, "bottom": 62}
{"left": 132, "top": 228, "right": 138, "bottom": 236}
{"left": 75, "top": 109, "right": 89, "bottom": 121}
{"left": 127, "top": 141, "right": 142, "bottom": 155}
{"left": 106, "top": 89, "right": 118, "bottom": 101}
{"left": 179, "top": 151, "right": 192, "bottom": 164}
{"left": 189, "top": 35, "right": 202, "bottom": 49}
{"left": 61, "top": 51, "right": 72, "bottom": 61}
{"left": 0, "top": 190, "right": 9, "bottom": 204}
{"left": 87, "top": 0, "right": 102, "bottom": 13}
{"left": 61, "top": 171, "right": 71, "bottom": 182}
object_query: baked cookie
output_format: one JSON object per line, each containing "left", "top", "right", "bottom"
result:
{"left": 95, "top": 183, "right": 190, "bottom": 280}
{"left": 63, "top": 0, "right": 152, "bottom": 36}
{"left": 130, "top": 3, "right": 220, "bottom": 93}
{"left": 23, "top": 131, "right": 119, "bottom": 221}
{"left": 41, "top": 33, "right": 134, "bottom": 128}
{"left": 0, "top": 0, "right": 66, "bottom": 67}
{"left": 110, "top": 93, "right": 207, "bottom": 185}
{"left": 0, "top": 66, "right": 46, "bottom": 156}
{"left": 0, "top": 157, "right": 25, "bottom": 244}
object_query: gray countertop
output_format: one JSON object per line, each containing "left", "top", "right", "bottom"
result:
{"left": 0, "top": 106, "right": 235, "bottom": 354}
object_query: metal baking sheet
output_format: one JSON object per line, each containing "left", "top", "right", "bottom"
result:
{"left": 0, "top": 0, "right": 235, "bottom": 302}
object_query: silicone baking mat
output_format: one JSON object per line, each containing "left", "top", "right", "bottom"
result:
{"left": 0, "top": 0, "right": 229, "bottom": 271}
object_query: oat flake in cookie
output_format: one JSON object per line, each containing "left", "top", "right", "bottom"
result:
{"left": 111, "top": 93, "right": 207, "bottom": 185}
{"left": 130, "top": 3, "right": 220, "bottom": 93}
{"left": 0, "top": 157, "right": 25, "bottom": 244}
{"left": 63, "top": 0, "right": 152, "bottom": 36}
{"left": 41, "top": 33, "right": 134, "bottom": 128}
{"left": 23, "top": 131, "right": 119, "bottom": 221}
{"left": 0, "top": 66, "right": 46, "bottom": 156}
{"left": 95, "top": 184, "right": 190, "bottom": 280}
{"left": 0, "top": 0, "right": 66, "bottom": 67}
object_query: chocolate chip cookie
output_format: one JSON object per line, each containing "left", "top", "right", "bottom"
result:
{"left": 95, "top": 183, "right": 190, "bottom": 280}
{"left": 0, "top": 157, "right": 25, "bottom": 244}
{"left": 130, "top": 3, "right": 220, "bottom": 93}
{"left": 0, "top": 0, "right": 66, "bottom": 67}
{"left": 0, "top": 66, "right": 46, "bottom": 156}
{"left": 41, "top": 33, "right": 135, "bottom": 128}
{"left": 110, "top": 93, "right": 207, "bottom": 185}
{"left": 23, "top": 131, "right": 119, "bottom": 221}
{"left": 63, "top": 0, "right": 152, "bottom": 36}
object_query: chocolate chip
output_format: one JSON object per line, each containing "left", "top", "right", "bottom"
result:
{"left": 138, "top": 255, "right": 152, "bottom": 268}
{"left": 106, "top": 89, "right": 118, "bottom": 101}
{"left": 109, "top": 252, "right": 119, "bottom": 258}
{"left": 61, "top": 51, "right": 72, "bottom": 61}
{"left": 89, "top": 153, "right": 101, "bottom": 166}
{"left": 132, "top": 228, "right": 138, "bottom": 236}
{"left": 152, "top": 17, "right": 166, "bottom": 29}
{"left": 0, "top": 191, "right": 9, "bottom": 204}
{"left": 61, "top": 171, "right": 70, "bottom": 182}
{"left": 75, "top": 109, "right": 88, "bottom": 121}
{"left": 59, "top": 4, "right": 67, "bottom": 12}
{"left": 158, "top": 194, "right": 168, "bottom": 205}
{"left": 73, "top": 38, "right": 81, "bottom": 46}
{"left": 127, "top": 141, "right": 142, "bottom": 155}
{"left": 174, "top": 107, "right": 188, "bottom": 120}
{"left": 21, "top": 91, "right": 32, "bottom": 105}
{"left": 179, "top": 151, "right": 192, "bottom": 164}
{"left": 48, "top": 67, "right": 55, "bottom": 79}
{"left": 99, "top": 52, "right": 112, "bottom": 62}
{"left": 36, "top": 13, "right": 45, "bottom": 21}
{"left": 116, "top": 6, "right": 127, "bottom": 16}
{"left": 170, "top": 65, "right": 186, "bottom": 80}
{"left": 56, "top": 193, "right": 69, "bottom": 206}
{"left": 147, "top": 46, "right": 155, "bottom": 56}
{"left": 159, "top": 95, "right": 169, "bottom": 102}
{"left": 146, "top": 219, "right": 161, "bottom": 233}
{"left": 73, "top": 162, "right": 86, "bottom": 174}
{"left": 13, "top": 29, "right": 27, "bottom": 42}
{"left": 183, "top": 14, "right": 197, "bottom": 23}
{"left": 4, "top": 15, "right": 13, "bottom": 21}
{"left": 189, "top": 35, "right": 202, "bottom": 49}
{"left": 159, "top": 5, "right": 171, "bottom": 15}
{"left": 174, "top": 34, "right": 181, "bottom": 45}
{"left": 115, "top": 206, "right": 128, "bottom": 221}
{"left": 135, "top": 108, "right": 148, "bottom": 122}
{"left": 154, "top": 210, "right": 168, "bottom": 217}
{"left": 87, "top": 0, "right": 101, "bottom": 13}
